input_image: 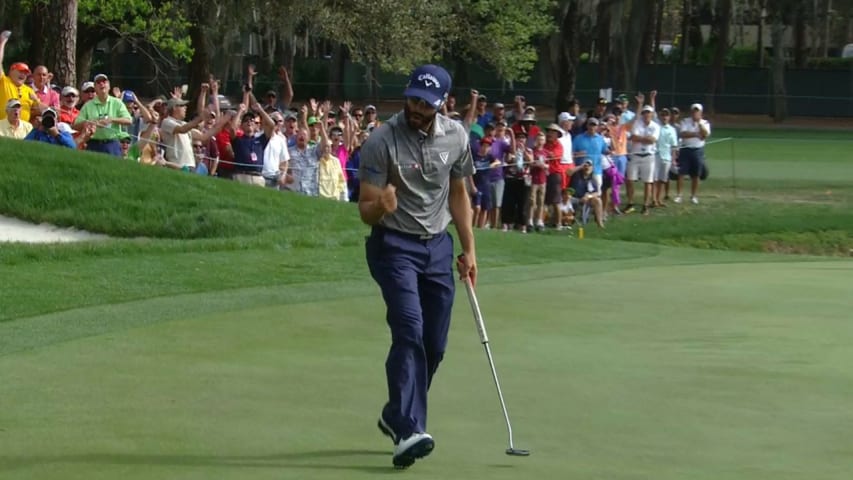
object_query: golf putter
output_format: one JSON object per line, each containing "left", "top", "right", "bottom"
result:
{"left": 457, "top": 255, "right": 530, "bottom": 457}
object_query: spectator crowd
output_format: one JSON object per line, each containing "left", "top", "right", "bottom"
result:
{"left": 0, "top": 30, "right": 712, "bottom": 228}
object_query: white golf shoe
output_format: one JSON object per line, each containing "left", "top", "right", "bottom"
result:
{"left": 392, "top": 432, "right": 435, "bottom": 469}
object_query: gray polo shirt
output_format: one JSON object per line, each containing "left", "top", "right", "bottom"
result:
{"left": 359, "top": 112, "right": 474, "bottom": 235}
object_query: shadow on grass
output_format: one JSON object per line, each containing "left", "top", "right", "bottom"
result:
{"left": 0, "top": 449, "right": 397, "bottom": 475}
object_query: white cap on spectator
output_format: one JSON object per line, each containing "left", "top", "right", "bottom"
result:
{"left": 691, "top": 103, "right": 703, "bottom": 112}
{"left": 94, "top": 73, "right": 108, "bottom": 82}
{"left": 6, "top": 98, "right": 21, "bottom": 109}
{"left": 524, "top": 106, "right": 536, "bottom": 113}
{"left": 641, "top": 105, "right": 655, "bottom": 113}
{"left": 81, "top": 81, "right": 95, "bottom": 91}
{"left": 365, "top": 104, "right": 376, "bottom": 112}
{"left": 494, "top": 102, "right": 505, "bottom": 109}
{"left": 61, "top": 86, "right": 79, "bottom": 97}
{"left": 557, "top": 112, "right": 575, "bottom": 122}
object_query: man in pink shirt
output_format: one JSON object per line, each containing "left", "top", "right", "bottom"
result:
{"left": 32, "top": 66, "right": 59, "bottom": 109}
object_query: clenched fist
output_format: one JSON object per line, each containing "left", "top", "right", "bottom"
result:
{"left": 378, "top": 184, "right": 398, "bottom": 215}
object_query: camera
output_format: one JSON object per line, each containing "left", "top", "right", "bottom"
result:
{"left": 41, "top": 112, "right": 56, "bottom": 129}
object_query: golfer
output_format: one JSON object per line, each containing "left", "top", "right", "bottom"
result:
{"left": 358, "top": 64, "right": 476, "bottom": 469}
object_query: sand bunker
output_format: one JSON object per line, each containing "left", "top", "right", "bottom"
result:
{"left": 0, "top": 215, "right": 110, "bottom": 243}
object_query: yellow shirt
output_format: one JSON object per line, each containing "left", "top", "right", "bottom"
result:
{"left": 0, "top": 118, "right": 33, "bottom": 139}
{"left": 318, "top": 154, "right": 346, "bottom": 200}
{"left": 0, "top": 75, "right": 36, "bottom": 122}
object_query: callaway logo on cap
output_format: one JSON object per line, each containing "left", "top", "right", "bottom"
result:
{"left": 404, "top": 64, "right": 452, "bottom": 109}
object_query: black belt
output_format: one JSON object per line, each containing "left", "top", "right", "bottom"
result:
{"left": 632, "top": 153, "right": 652, "bottom": 157}
{"left": 373, "top": 226, "right": 441, "bottom": 241}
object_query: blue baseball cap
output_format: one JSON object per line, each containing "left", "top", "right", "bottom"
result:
{"left": 403, "top": 64, "right": 451, "bottom": 109}
{"left": 122, "top": 90, "right": 135, "bottom": 103}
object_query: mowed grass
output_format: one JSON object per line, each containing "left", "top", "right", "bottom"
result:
{"left": 2, "top": 259, "right": 852, "bottom": 479}
{"left": 0, "top": 129, "right": 852, "bottom": 478}
{"left": 596, "top": 129, "right": 853, "bottom": 254}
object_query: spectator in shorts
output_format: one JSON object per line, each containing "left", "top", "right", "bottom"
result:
{"left": 543, "top": 124, "right": 565, "bottom": 229}
{"left": 488, "top": 121, "right": 512, "bottom": 229}
{"left": 501, "top": 130, "right": 531, "bottom": 232}
{"left": 626, "top": 104, "right": 660, "bottom": 215}
{"left": 527, "top": 132, "right": 548, "bottom": 231}
{"left": 676, "top": 103, "right": 711, "bottom": 204}
{"left": 262, "top": 110, "right": 291, "bottom": 188}
{"left": 654, "top": 108, "right": 678, "bottom": 207}
{"left": 472, "top": 136, "right": 495, "bottom": 228}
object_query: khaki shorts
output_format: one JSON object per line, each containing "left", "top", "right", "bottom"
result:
{"left": 529, "top": 184, "right": 545, "bottom": 208}
{"left": 655, "top": 156, "right": 672, "bottom": 182}
{"left": 234, "top": 173, "right": 266, "bottom": 187}
{"left": 628, "top": 154, "right": 655, "bottom": 183}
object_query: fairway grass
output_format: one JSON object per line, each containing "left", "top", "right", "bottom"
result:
{"left": 2, "top": 259, "right": 852, "bottom": 479}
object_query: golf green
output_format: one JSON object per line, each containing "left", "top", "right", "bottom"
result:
{"left": 2, "top": 258, "right": 851, "bottom": 479}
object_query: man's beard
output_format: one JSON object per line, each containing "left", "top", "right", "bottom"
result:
{"left": 404, "top": 104, "right": 434, "bottom": 131}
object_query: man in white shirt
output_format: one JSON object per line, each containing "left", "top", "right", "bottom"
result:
{"left": 160, "top": 98, "right": 231, "bottom": 169}
{"left": 626, "top": 105, "right": 660, "bottom": 215}
{"left": 262, "top": 110, "right": 291, "bottom": 188}
{"left": 557, "top": 111, "right": 575, "bottom": 170}
{"left": 676, "top": 103, "right": 711, "bottom": 204}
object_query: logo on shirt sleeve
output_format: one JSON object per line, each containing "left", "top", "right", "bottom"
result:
{"left": 439, "top": 152, "right": 449, "bottom": 164}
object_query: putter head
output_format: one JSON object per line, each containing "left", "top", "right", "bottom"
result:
{"left": 506, "top": 448, "right": 530, "bottom": 456}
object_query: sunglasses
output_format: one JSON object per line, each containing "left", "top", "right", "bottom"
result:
{"left": 64, "top": 94, "right": 78, "bottom": 98}
{"left": 84, "top": 89, "right": 95, "bottom": 94}
{"left": 192, "top": 144, "right": 205, "bottom": 150}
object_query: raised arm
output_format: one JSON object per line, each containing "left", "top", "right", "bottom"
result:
{"left": 341, "top": 100, "right": 355, "bottom": 149}
{"left": 0, "top": 31, "right": 8, "bottom": 78}
{"left": 462, "top": 89, "right": 478, "bottom": 129}
{"left": 196, "top": 82, "right": 209, "bottom": 118}
{"left": 193, "top": 109, "right": 236, "bottom": 142}
{"left": 133, "top": 93, "right": 154, "bottom": 124}
{"left": 250, "top": 93, "right": 275, "bottom": 138}
{"left": 278, "top": 66, "right": 294, "bottom": 107}
{"left": 210, "top": 76, "right": 221, "bottom": 118}
{"left": 317, "top": 103, "right": 329, "bottom": 146}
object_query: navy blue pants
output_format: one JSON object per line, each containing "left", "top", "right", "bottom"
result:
{"left": 86, "top": 139, "right": 122, "bottom": 157}
{"left": 366, "top": 226, "right": 455, "bottom": 440}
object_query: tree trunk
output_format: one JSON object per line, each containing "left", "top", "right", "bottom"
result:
{"left": 618, "top": 0, "right": 647, "bottom": 92}
{"left": 706, "top": 0, "right": 732, "bottom": 115}
{"left": 596, "top": 0, "right": 612, "bottom": 87}
{"left": 187, "top": 12, "right": 212, "bottom": 117}
{"left": 640, "top": 1, "right": 657, "bottom": 66}
{"left": 757, "top": 0, "right": 765, "bottom": 67}
{"left": 555, "top": 0, "right": 581, "bottom": 112}
{"left": 42, "top": 0, "right": 77, "bottom": 88}
{"left": 653, "top": 0, "right": 665, "bottom": 64}
{"left": 770, "top": 16, "right": 787, "bottom": 121}
{"left": 680, "top": 0, "right": 691, "bottom": 64}
{"left": 28, "top": 1, "right": 48, "bottom": 68}
{"left": 793, "top": 2, "right": 807, "bottom": 68}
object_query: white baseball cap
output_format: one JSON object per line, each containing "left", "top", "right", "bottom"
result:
{"left": 557, "top": 112, "right": 575, "bottom": 122}
{"left": 691, "top": 103, "right": 703, "bottom": 112}
{"left": 641, "top": 105, "right": 655, "bottom": 113}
